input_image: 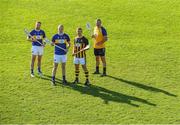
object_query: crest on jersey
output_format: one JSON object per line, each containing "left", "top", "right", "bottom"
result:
{"left": 36, "top": 35, "right": 41, "bottom": 39}
{"left": 58, "top": 39, "right": 65, "bottom": 44}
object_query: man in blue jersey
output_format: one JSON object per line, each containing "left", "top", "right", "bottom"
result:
{"left": 27, "top": 21, "right": 46, "bottom": 77}
{"left": 51, "top": 25, "right": 71, "bottom": 85}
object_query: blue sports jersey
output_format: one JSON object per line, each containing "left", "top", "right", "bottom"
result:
{"left": 30, "top": 29, "right": 46, "bottom": 46}
{"left": 52, "top": 33, "right": 70, "bottom": 55}
{"left": 101, "top": 27, "right": 107, "bottom": 36}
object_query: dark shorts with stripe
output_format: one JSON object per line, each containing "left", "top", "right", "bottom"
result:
{"left": 94, "top": 48, "right": 105, "bottom": 56}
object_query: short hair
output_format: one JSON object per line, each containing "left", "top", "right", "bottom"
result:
{"left": 36, "top": 21, "right": 41, "bottom": 24}
{"left": 58, "top": 24, "right": 63, "bottom": 28}
{"left": 96, "top": 18, "right": 101, "bottom": 22}
{"left": 77, "top": 27, "right": 82, "bottom": 31}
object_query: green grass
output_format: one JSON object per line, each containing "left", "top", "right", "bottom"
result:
{"left": 0, "top": 0, "right": 180, "bottom": 124}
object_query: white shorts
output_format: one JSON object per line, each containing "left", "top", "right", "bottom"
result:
{"left": 54, "top": 54, "right": 67, "bottom": 63}
{"left": 31, "top": 46, "right": 43, "bottom": 55}
{"left": 74, "top": 57, "right": 86, "bottom": 65}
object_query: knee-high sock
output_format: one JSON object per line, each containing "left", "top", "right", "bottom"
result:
{"left": 85, "top": 71, "right": 89, "bottom": 80}
{"left": 103, "top": 67, "right": 106, "bottom": 74}
{"left": 75, "top": 70, "right": 80, "bottom": 80}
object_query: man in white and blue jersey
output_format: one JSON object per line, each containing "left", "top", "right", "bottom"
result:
{"left": 51, "top": 25, "right": 71, "bottom": 85}
{"left": 27, "top": 21, "right": 46, "bottom": 77}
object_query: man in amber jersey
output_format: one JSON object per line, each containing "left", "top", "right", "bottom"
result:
{"left": 92, "top": 19, "right": 108, "bottom": 77}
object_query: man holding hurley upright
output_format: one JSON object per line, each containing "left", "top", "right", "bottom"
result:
{"left": 92, "top": 19, "right": 108, "bottom": 77}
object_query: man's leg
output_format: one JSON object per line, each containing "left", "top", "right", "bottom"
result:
{"left": 93, "top": 49, "right": 100, "bottom": 74}
{"left": 52, "top": 63, "right": 58, "bottom": 85}
{"left": 82, "top": 64, "right": 90, "bottom": 86}
{"left": 37, "top": 55, "right": 43, "bottom": 75}
{"left": 61, "top": 62, "right": 67, "bottom": 84}
{"left": 30, "top": 55, "right": 36, "bottom": 77}
{"left": 73, "top": 64, "right": 80, "bottom": 84}
{"left": 100, "top": 56, "right": 107, "bottom": 76}
{"left": 94, "top": 56, "right": 100, "bottom": 74}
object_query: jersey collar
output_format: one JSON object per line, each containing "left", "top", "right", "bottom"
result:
{"left": 35, "top": 29, "right": 41, "bottom": 31}
{"left": 58, "top": 33, "right": 64, "bottom": 36}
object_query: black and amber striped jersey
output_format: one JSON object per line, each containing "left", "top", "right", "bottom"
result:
{"left": 73, "top": 36, "right": 89, "bottom": 58}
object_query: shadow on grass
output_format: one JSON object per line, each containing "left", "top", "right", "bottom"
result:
{"left": 106, "top": 75, "right": 177, "bottom": 97}
{"left": 38, "top": 74, "right": 62, "bottom": 84}
{"left": 67, "top": 83, "right": 156, "bottom": 107}
{"left": 41, "top": 74, "right": 156, "bottom": 107}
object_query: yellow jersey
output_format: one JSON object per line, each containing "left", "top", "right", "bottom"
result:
{"left": 93, "top": 26, "right": 107, "bottom": 49}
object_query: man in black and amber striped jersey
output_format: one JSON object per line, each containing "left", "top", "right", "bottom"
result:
{"left": 72, "top": 27, "right": 90, "bottom": 86}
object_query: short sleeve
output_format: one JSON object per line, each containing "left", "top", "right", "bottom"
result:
{"left": 52, "top": 35, "right": 56, "bottom": 43}
{"left": 42, "top": 30, "right": 46, "bottom": 38}
{"left": 101, "top": 27, "right": 107, "bottom": 36}
{"left": 84, "top": 37, "right": 89, "bottom": 46}
{"left": 66, "top": 34, "right": 70, "bottom": 42}
{"left": 29, "top": 30, "right": 34, "bottom": 38}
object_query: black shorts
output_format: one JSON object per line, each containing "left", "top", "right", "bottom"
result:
{"left": 94, "top": 48, "right": 105, "bottom": 56}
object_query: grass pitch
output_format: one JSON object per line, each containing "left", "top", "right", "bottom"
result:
{"left": 0, "top": 0, "right": 180, "bottom": 124}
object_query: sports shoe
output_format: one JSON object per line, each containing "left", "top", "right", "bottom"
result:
{"left": 31, "top": 73, "right": 35, "bottom": 77}
{"left": 38, "top": 71, "right": 43, "bottom": 77}
{"left": 100, "top": 73, "right": 107, "bottom": 77}
{"left": 93, "top": 71, "right": 100, "bottom": 74}
{"left": 62, "top": 80, "right": 68, "bottom": 85}
{"left": 72, "top": 78, "right": 79, "bottom": 84}
{"left": 51, "top": 80, "right": 56, "bottom": 86}
{"left": 84, "top": 79, "right": 91, "bottom": 86}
